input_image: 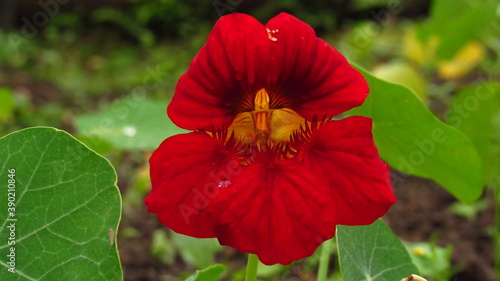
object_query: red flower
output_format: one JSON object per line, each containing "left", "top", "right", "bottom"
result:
{"left": 145, "top": 12, "right": 396, "bottom": 265}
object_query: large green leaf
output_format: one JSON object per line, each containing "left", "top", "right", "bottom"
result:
{"left": 337, "top": 220, "right": 419, "bottom": 281}
{"left": 447, "top": 82, "right": 500, "bottom": 184}
{"left": 0, "top": 127, "right": 122, "bottom": 280}
{"left": 348, "top": 66, "right": 482, "bottom": 203}
{"left": 75, "top": 98, "right": 187, "bottom": 150}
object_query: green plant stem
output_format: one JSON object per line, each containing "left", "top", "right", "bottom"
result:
{"left": 318, "top": 238, "right": 333, "bottom": 281}
{"left": 495, "top": 181, "right": 500, "bottom": 281}
{"left": 244, "top": 254, "right": 259, "bottom": 281}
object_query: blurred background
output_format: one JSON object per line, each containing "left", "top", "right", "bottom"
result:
{"left": 0, "top": 0, "right": 498, "bottom": 280}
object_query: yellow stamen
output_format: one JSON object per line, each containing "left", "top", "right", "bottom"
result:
{"left": 266, "top": 28, "right": 278, "bottom": 42}
{"left": 270, "top": 108, "right": 305, "bottom": 140}
{"left": 228, "top": 88, "right": 308, "bottom": 154}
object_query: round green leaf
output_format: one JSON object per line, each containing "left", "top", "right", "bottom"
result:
{"left": 348, "top": 65, "right": 483, "bottom": 203}
{"left": 0, "top": 127, "right": 122, "bottom": 280}
{"left": 337, "top": 220, "right": 419, "bottom": 281}
{"left": 75, "top": 98, "right": 187, "bottom": 150}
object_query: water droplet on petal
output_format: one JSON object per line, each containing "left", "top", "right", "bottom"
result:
{"left": 218, "top": 179, "right": 231, "bottom": 188}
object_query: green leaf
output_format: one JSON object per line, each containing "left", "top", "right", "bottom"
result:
{"left": 337, "top": 220, "right": 419, "bottom": 280}
{"left": 349, "top": 66, "right": 483, "bottom": 203}
{"left": 0, "top": 127, "right": 122, "bottom": 280}
{"left": 184, "top": 264, "right": 226, "bottom": 281}
{"left": 0, "top": 87, "right": 14, "bottom": 122}
{"left": 75, "top": 135, "right": 114, "bottom": 155}
{"left": 75, "top": 98, "right": 187, "bottom": 150}
{"left": 446, "top": 82, "right": 500, "bottom": 184}
{"left": 171, "top": 232, "right": 223, "bottom": 269}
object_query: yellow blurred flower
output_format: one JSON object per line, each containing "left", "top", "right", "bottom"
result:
{"left": 411, "top": 247, "right": 427, "bottom": 257}
{"left": 437, "top": 41, "right": 486, "bottom": 80}
{"left": 403, "top": 29, "right": 438, "bottom": 66}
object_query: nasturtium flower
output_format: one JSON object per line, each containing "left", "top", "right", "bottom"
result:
{"left": 146, "top": 12, "right": 396, "bottom": 265}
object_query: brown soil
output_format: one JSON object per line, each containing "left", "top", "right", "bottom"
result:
{"left": 384, "top": 171, "right": 495, "bottom": 281}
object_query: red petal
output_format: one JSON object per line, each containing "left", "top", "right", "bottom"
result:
{"left": 168, "top": 13, "right": 271, "bottom": 130}
{"left": 209, "top": 161, "right": 337, "bottom": 265}
{"left": 145, "top": 131, "right": 242, "bottom": 238}
{"left": 169, "top": 13, "right": 368, "bottom": 131}
{"left": 302, "top": 116, "right": 396, "bottom": 226}
{"left": 266, "top": 13, "right": 369, "bottom": 119}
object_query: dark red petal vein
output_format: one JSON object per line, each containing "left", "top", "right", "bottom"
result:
{"left": 266, "top": 13, "right": 369, "bottom": 118}
{"left": 168, "top": 13, "right": 271, "bottom": 131}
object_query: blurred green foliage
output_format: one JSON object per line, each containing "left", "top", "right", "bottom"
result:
{"left": 404, "top": 241, "right": 455, "bottom": 281}
{"left": 0, "top": 87, "right": 14, "bottom": 121}
{"left": 449, "top": 200, "right": 489, "bottom": 220}
{"left": 75, "top": 98, "right": 186, "bottom": 150}
{"left": 91, "top": 0, "right": 214, "bottom": 45}
{"left": 184, "top": 264, "right": 226, "bottom": 281}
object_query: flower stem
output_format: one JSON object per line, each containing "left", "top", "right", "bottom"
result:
{"left": 244, "top": 254, "right": 259, "bottom": 281}
{"left": 317, "top": 238, "right": 333, "bottom": 281}
{"left": 495, "top": 180, "right": 500, "bottom": 281}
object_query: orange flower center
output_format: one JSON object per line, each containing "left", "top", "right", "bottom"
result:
{"left": 229, "top": 88, "right": 306, "bottom": 148}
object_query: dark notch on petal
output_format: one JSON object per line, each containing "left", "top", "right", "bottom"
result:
{"left": 290, "top": 114, "right": 329, "bottom": 146}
